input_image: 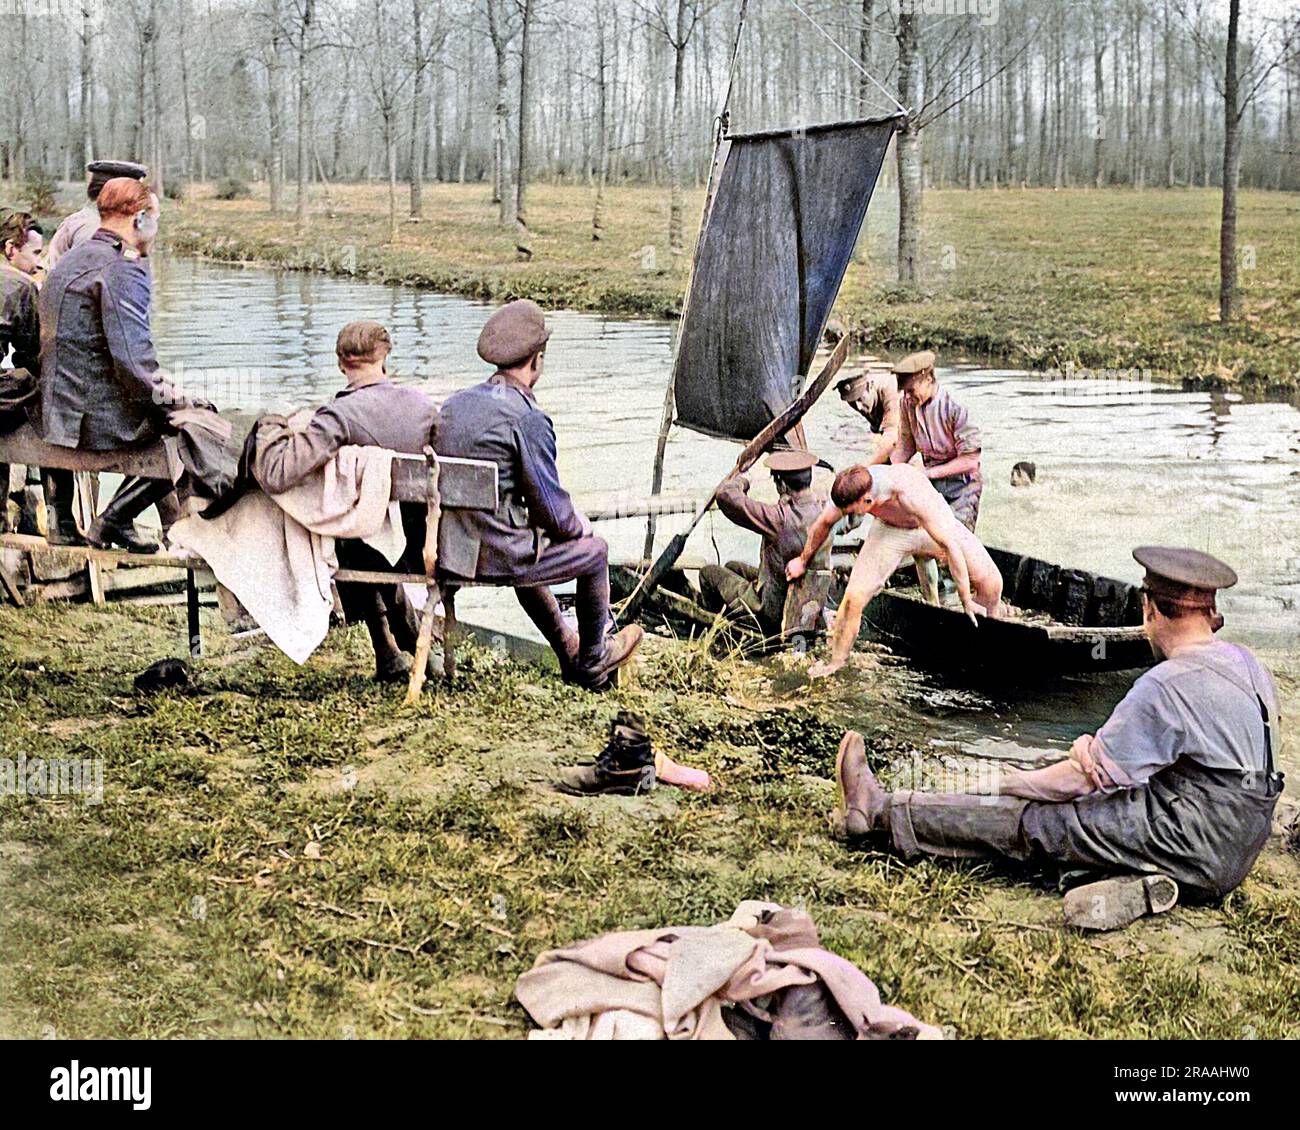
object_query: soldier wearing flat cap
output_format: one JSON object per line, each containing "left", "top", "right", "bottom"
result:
{"left": 891, "top": 350, "right": 984, "bottom": 532}
{"left": 836, "top": 368, "right": 901, "bottom": 467}
{"left": 699, "top": 448, "right": 832, "bottom": 640}
{"left": 434, "top": 299, "right": 642, "bottom": 691}
{"left": 829, "top": 545, "right": 1283, "bottom": 928}
{"left": 46, "top": 159, "right": 149, "bottom": 273}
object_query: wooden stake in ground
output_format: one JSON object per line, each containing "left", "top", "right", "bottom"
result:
{"left": 405, "top": 447, "right": 442, "bottom": 705}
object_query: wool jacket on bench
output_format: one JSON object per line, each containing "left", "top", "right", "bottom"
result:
{"left": 255, "top": 380, "right": 440, "bottom": 495}
{"left": 434, "top": 371, "right": 586, "bottom": 581}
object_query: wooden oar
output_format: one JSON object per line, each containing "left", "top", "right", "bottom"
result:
{"left": 619, "top": 335, "right": 850, "bottom": 625}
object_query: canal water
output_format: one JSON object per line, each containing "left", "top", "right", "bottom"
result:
{"left": 149, "top": 258, "right": 1300, "bottom": 759}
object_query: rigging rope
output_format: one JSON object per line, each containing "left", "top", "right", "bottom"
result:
{"left": 781, "top": 0, "right": 910, "bottom": 118}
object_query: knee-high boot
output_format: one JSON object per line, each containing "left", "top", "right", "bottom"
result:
{"left": 40, "top": 468, "right": 88, "bottom": 547}
{"left": 86, "top": 476, "right": 173, "bottom": 553}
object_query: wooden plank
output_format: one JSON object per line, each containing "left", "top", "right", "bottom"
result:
{"left": 0, "top": 533, "right": 198, "bottom": 570}
{"left": 0, "top": 427, "right": 498, "bottom": 513}
{"left": 0, "top": 423, "right": 179, "bottom": 478}
{"left": 389, "top": 455, "right": 496, "bottom": 511}
{"left": 73, "top": 471, "right": 106, "bottom": 606}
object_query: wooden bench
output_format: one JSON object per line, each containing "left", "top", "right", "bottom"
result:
{"left": 0, "top": 425, "right": 501, "bottom": 700}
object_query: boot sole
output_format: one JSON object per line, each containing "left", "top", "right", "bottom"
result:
{"left": 1063, "top": 874, "right": 1179, "bottom": 931}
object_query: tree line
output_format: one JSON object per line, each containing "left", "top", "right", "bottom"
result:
{"left": 1, "top": 0, "right": 1294, "bottom": 314}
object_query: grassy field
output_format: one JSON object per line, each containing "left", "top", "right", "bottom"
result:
{"left": 2, "top": 602, "right": 1298, "bottom": 1039}
{"left": 160, "top": 180, "right": 1300, "bottom": 389}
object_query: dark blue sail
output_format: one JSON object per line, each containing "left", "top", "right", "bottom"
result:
{"left": 672, "top": 115, "right": 902, "bottom": 442}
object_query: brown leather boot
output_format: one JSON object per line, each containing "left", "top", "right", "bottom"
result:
{"left": 830, "top": 730, "right": 887, "bottom": 842}
{"left": 572, "top": 625, "right": 644, "bottom": 692}
{"left": 556, "top": 711, "right": 656, "bottom": 796}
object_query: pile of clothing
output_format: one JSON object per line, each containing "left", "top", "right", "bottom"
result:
{"left": 515, "top": 900, "right": 943, "bottom": 1040}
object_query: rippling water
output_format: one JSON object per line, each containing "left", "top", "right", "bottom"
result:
{"left": 149, "top": 258, "right": 1300, "bottom": 753}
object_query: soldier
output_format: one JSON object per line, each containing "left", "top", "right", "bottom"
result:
{"left": 698, "top": 449, "right": 830, "bottom": 640}
{"left": 45, "top": 159, "right": 149, "bottom": 273}
{"left": 835, "top": 368, "right": 900, "bottom": 466}
{"left": 0, "top": 211, "right": 43, "bottom": 533}
{"left": 435, "top": 299, "right": 642, "bottom": 692}
{"left": 788, "top": 462, "right": 1004, "bottom": 680}
{"left": 254, "top": 321, "right": 439, "bottom": 682}
{"left": 891, "top": 350, "right": 983, "bottom": 531}
{"left": 33, "top": 178, "right": 200, "bottom": 553}
{"left": 830, "top": 547, "right": 1284, "bottom": 929}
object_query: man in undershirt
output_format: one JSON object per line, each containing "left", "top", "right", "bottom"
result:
{"left": 787, "top": 461, "right": 1004, "bottom": 679}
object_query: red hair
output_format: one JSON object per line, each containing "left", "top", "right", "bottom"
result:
{"left": 96, "top": 177, "right": 154, "bottom": 221}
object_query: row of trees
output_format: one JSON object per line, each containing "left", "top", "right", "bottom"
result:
{"left": 2, "top": 0, "right": 1295, "bottom": 313}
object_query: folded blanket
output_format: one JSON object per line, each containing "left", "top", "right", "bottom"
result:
{"left": 169, "top": 444, "right": 403, "bottom": 663}
{"left": 515, "top": 900, "right": 944, "bottom": 1041}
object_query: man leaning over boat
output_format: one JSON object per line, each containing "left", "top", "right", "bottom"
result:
{"left": 788, "top": 462, "right": 1004, "bottom": 680}
{"left": 830, "top": 547, "right": 1284, "bottom": 930}
{"left": 696, "top": 448, "right": 830, "bottom": 641}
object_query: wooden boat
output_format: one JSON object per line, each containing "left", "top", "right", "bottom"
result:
{"left": 615, "top": 545, "right": 1154, "bottom": 677}
{"left": 862, "top": 547, "right": 1153, "bottom": 675}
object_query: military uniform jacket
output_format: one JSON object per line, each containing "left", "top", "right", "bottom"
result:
{"left": 715, "top": 476, "right": 830, "bottom": 628}
{"left": 434, "top": 372, "right": 585, "bottom": 580}
{"left": 33, "top": 229, "right": 186, "bottom": 452}
{"left": 0, "top": 263, "right": 40, "bottom": 376}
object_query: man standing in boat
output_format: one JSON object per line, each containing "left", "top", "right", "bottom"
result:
{"left": 892, "top": 351, "right": 983, "bottom": 531}
{"left": 787, "top": 462, "right": 1003, "bottom": 680}
{"left": 828, "top": 547, "right": 1284, "bottom": 930}
{"left": 435, "top": 299, "right": 642, "bottom": 692}
{"left": 836, "top": 368, "right": 901, "bottom": 466}
{"left": 697, "top": 449, "right": 829, "bottom": 640}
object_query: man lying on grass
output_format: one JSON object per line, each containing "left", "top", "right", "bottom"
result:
{"left": 829, "top": 546, "right": 1284, "bottom": 930}
{"left": 786, "top": 462, "right": 1003, "bottom": 679}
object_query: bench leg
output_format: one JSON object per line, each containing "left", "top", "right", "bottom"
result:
{"left": 186, "top": 570, "right": 203, "bottom": 659}
{"left": 442, "top": 587, "right": 458, "bottom": 683}
{"left": 404, "top": 581, "right": 441, "bottom": 705}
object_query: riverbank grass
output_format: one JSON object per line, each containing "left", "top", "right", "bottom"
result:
{"left": 2, "top": 602, "right": 1298, "bottom": 1039}
{"left": 160, "top": 180, "right": 1299, "bottom": 388}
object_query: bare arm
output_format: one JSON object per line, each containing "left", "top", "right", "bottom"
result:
{"left": 924, "top": 451, "right": 981, "bottom": 479}
{"left": 787, "top": 501, "right": 842, "bottom": 580}
{"left": 998, "top": 758, "right": 1098, "bottom": 801}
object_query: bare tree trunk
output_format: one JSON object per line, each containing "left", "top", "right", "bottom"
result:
{"left": 80, "top": 4, "right": 95, "bottom": 164}
{"left": 1163, "top": 0, "right": 1175, "bottom": 187}
{"left": 667, "top": 0, "right": 688, "bottom": 257}
{"left": 1092, "top": 2, "right": 1106, "bottom": 188}
{"left": 858, "top": 0, "right": 875, "bottom": 107}
{"left": 267, "top": 0, "right": 286, "bottom": 212}
{"left": 149, "top": 0, "right": 164, "bottom": 198}
{"left": 294, "top": 0, "right": 314, "bottom": 231}
{"left": 179, "top": 0, "right": 195, "bottom": 188}
{"left": 896, "top": 13, "right": 922, "bottom": 290}
{"left": 409, "top": 0, "right": 426, "bottom": 219}
{"left": 592, "top": 2, "right": 609, "bottom": 241}
{"left": 514, "top": 0, "right": 533, "bottom": 259}
{"left": 1219, "top": 0, "right": 1241, "bottom": 324}
{"left": 486, "top": 0, "right": 510, "bottom": 219}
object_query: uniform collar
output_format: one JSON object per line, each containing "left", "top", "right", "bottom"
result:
{"left": 489, "top": 370, "right": 537, "bottom": 404}
{"left": 91, "top": 228, "right": 125, "bottom": 250}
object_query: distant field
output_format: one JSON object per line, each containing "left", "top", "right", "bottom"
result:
{"left": 129, "top": 178, "right": 1300, "bottom": 389}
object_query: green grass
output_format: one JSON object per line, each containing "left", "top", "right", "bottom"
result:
{"left": 157, "top": 180, "right": 1299, "bottom": 389}
{"left": 1, "top": 602, "right": 1298, "bottom": 1039}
